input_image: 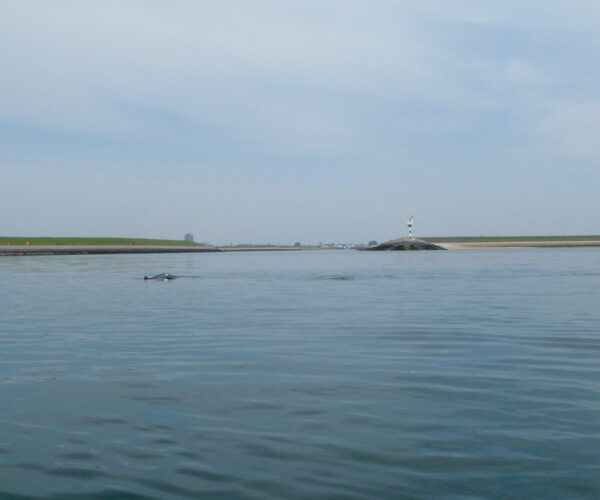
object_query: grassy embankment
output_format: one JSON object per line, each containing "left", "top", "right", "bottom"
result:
{"left": 0, "top": 237, "right": 204, "bottom": 246}
{"left": 428, "top": 235, "right": 600, "bottom": 243}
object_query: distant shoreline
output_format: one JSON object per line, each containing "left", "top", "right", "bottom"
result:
{"left": 2, "top": 238, "right": 600, "bottom": 256}
{"left": 0, "top": 245, "right": 222, "bottom": 257}
{"left": 0, "top": 245, "right": 312, "bottom": 257}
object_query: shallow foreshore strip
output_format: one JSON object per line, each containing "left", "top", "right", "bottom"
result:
{"left": 220, "top": 246, "right": 305, "bottom": 252}
{"left": 434, "top": 240, "right": 600, "bottom": 249}
{"left": 3, "top": 241, "right": 600, "bottom": 256}
{"left": 0, "top": 245, "right": 222, "bottom": 257}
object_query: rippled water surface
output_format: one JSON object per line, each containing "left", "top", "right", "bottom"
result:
{"left": 1, "top": 249, "right": 600, "bottom": 498}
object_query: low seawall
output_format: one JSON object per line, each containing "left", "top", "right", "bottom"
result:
{"left": 0, "top": 245, "right": 222, "bottom": 257}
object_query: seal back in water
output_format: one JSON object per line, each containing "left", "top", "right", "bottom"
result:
{"left": 144, "top": 273, "right": 177, "bottom": 280}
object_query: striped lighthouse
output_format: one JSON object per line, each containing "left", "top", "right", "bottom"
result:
{"left": 407, "top": 216, "right": 414, "bottom": 239}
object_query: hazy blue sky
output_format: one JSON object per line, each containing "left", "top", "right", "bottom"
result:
{"left": 1, "top": 1, "right": 599, "bottom": 244}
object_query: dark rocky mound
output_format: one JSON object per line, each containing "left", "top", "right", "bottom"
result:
{"left": 362, "top": 238, "right": 445, "bottom": 251}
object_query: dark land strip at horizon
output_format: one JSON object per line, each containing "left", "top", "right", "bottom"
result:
{"left": 2, "top": 235, "right": 600, "bottom": 256}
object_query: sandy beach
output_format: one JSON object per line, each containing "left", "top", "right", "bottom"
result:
{"left": 435, "top": 240, "right": 600, "bottom": 250}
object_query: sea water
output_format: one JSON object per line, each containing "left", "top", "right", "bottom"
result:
{"left": 1, "top": 249, "right": 600, "bottom": 498}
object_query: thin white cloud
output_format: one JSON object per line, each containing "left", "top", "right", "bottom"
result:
{"left": 539, "top": 100, "right": 600, "bottom": 163}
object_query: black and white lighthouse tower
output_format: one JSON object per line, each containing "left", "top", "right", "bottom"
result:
{"left": 407, "top": 216, "right": 414, "bottom": 239}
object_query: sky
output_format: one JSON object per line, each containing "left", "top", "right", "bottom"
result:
{"left": 1, "top": 1, "right": 599, "bottom": 244}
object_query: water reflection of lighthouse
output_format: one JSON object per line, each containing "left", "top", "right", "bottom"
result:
{"left": 407, "top": 216, "right": 414, "bottom": 239}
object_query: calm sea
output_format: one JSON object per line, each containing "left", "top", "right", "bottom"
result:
{"left": 1, "top": 249, "right": 600, "bottom": 499}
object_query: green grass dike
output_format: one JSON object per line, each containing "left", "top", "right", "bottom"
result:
{"left": 0, "top": 237, "right": 205, "bottom": 246}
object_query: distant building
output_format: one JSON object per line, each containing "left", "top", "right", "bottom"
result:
{"left": 184, "top": 233, "right": 194, "bottom": 242}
